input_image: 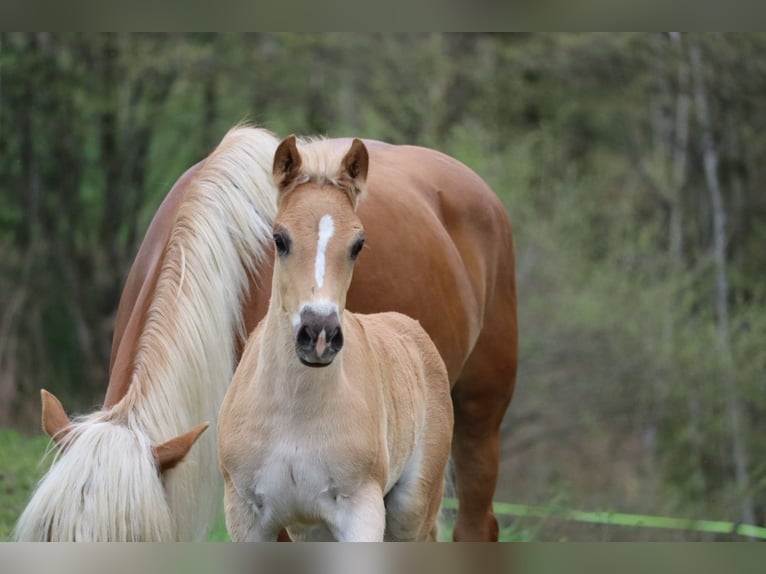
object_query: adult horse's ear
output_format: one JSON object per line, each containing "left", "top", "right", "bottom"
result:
{"left": 273, "top": 135, "right": 303, "bottom": 193}
{"left": 152, "top": 422, "right": 210, "bottom": 474}
{"left": 41, "top": 389, "right": 72, "bottom": 447}
{"left": 340, "top": 138, "right": 369, "bottom": 207}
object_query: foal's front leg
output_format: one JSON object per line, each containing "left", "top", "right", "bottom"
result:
{"left": 326, "top": 482, "right": 386, "bottom": 542}
{"left": 223, "top": 475, "right": 281, "bottom": 542}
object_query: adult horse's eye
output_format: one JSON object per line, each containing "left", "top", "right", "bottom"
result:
{"left": 350, "top": 237, "right": 365, "bottom": 260}
{"left": 273, "top": 232, "right": 290, "bottom": 256}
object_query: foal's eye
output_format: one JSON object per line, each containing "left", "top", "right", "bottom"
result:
{"left": 273, "top": 233, "right": 290, "bottom": 256}
{"left": 350, "top": 237, "right": 365, "bottom": 260}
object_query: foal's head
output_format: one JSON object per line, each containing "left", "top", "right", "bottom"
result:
{"left": 270, "top": 136, "right": 368, "bottom": 367}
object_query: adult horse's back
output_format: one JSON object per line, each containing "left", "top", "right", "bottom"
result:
{"left": 15, "top": 126, "right": 517, "bottom": 541}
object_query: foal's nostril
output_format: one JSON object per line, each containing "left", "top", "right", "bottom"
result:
{"left": 296, "top": 324, "right": 315, "bottom": 351}
{"left": 326, "top": 326, "right": 344, "bottom": 352}
{"left": 296, "top": 306, "right": 343, "bottom": 363}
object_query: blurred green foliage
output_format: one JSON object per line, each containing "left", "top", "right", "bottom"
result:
{"left": 1, "top": 33, "right": 765, "bottom": 537}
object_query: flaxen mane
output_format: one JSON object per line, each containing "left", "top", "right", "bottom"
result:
{"left": 15, "top": 126, "right": 279, "bottom": 541}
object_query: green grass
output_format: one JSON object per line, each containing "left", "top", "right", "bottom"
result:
{"left": 0, "top": 429, "right": 51, "bottom": 540}
{"left": 208, "top": 507, "right": 230, "bottom": 541}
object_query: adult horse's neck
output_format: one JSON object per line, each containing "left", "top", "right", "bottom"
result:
{"left": 103, "top": 126, "right": 279, "bottom": 538}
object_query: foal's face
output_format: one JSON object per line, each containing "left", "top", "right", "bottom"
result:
{"left": 270, "top": 135, "right": 369, "bottom": 368}
{"left": 272, "top": 186, "right": 365, "bottom": 367}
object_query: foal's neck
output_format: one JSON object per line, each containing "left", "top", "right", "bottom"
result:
{"left": 260, "top": 304, "right": 345, "bottom": 395}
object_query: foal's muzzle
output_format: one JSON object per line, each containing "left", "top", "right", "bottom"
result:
{"left": 295, "top": 307, "right": 343, "bottom": 367}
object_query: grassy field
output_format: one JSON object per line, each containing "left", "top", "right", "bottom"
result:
{"left": 0, "top": 429, "right": 50, "bottom": 540}
{"left": 0, "top": 429, "right": 531, "bottom": 542}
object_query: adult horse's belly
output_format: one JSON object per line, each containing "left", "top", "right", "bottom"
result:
{"left": 349, "top": 189, "right": 480, "bottom": 382}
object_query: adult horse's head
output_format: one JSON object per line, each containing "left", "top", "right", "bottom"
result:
{"left": 270, "top": 135, "right": 368, "bottom": 368}
{"left": 14, "top": 390, "right": 208, "bottom": 541}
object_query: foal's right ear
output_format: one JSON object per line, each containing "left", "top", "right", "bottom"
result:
{"left": 272, "top": 134, "right": 303, "bottom": 193}
{"left": 41, "top": 389, "right": 72, "bottom": 447}
{"left": 152, "top": 422, "right": 210, "bottom": 474}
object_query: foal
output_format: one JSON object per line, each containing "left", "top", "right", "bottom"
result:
{"left": 217, "top": 136, "right": 453, "bottom": 542}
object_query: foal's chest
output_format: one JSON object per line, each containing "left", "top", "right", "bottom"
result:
{"left": 243, "top": 425, "right": 380, "bottom": 525}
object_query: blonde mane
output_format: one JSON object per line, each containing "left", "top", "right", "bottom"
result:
{"left": 15, "top": 126, "right": 279, "bottom": 541}
{"left": 15, "top": 417, "right": 175, "bottom": 541}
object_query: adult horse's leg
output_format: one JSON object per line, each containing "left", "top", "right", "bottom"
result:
{"left": 451, "top": 291, "right": 517, "bottom": 542}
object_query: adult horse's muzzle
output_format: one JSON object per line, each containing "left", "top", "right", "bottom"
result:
{"left": 295, "top": 307, "right": 344, "bottom": 367}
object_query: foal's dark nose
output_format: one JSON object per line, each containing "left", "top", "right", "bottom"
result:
{"left": 295, "top": 307, "right": 343, "bottom": 367}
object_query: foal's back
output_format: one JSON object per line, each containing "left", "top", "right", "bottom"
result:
{"left": 349, "top": 311, "right": 452, "bottom": 478}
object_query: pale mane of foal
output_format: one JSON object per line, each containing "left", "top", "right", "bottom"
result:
{"left": 15, "top": 126, "right": 279, "bottom": 541}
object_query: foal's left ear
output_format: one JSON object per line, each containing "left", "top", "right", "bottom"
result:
{"left": 152, "top": 422, "right": 210, "bottom": 474}
{"left": 273, "top": 134, "right": 303, "bottom": 193}
{"left": 340, "top": 138, "right": 369, "bottom": 207}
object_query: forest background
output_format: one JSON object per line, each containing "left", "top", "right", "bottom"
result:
{"left": 1, "top": 33, "right": 765, "bottom": 540}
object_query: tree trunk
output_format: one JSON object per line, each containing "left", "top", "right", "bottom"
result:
{"left": 690, "top": 41, "right": 755, "bottom": 532}
{"left": 646, "top": 34, "right": 697, "bottom": 484}
{"left": 99, "top": 34, "right": 122, "bottom": 272}
{"left": 0, "top": 33, "right": 4, "bottom": 134}
{"left": 201, "top": 56, "right": 218, "bottom": 155}
{"left": 668, "top": 33, "right": 690, "bottom": 263}
{"left": 667, "top": 32, "right": 709, "bottom": 495}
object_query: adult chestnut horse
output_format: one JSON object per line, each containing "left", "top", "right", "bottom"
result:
{"left": 14, "top": 126, "right": 517, "bottom": 541}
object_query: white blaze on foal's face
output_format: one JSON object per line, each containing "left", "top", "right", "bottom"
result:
{"left": 315, "top": 214, "right": 335, "bottom": 289}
